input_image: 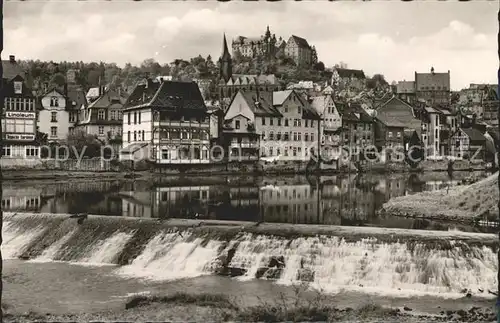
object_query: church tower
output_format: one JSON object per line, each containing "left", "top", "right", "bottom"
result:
{"left": 219, "top": 33, "right": 233, "bottom": 83}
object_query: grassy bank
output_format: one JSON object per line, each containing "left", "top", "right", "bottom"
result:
{"left": 380, "top": 172, "right": 498, "bottom": 223}
{"left": 4, "top": 291, "right": 495, "bottom": 322}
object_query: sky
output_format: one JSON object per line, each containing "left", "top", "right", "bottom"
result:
{"left": 4, "top": 0, "right": 498, "bottom": 90}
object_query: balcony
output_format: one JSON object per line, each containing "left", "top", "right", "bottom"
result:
{"left": 231, "top": 142, "right": 259, "bottom": 149}
{"left": 154, "top": 120, "right": 209, "bottom": 128}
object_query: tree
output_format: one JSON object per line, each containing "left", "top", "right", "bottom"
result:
{"left": 49, "top": 72, "right": 66, "bottom": 88}
{"left": 314, "top": 61, "right": 325, "bottom": 72}
{"left": 65, "top": 132, "right": 103, "bottom": 158}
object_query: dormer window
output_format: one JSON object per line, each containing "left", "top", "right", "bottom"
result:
{"left": 14, "top": 81, "right": 22, "bottom": 94}
{"left": 98, "top": 110, "right": 105, "bottom": 120}
{"left": 50, "top": 97, "right": 59, "bottom": 107}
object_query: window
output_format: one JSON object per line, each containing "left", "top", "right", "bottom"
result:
{"left": 50, "top": 126, "right": 57, "bottom": 137}
{"left": 69, "top": 112, "right": 76, "bottom": 123}
{"left": 397, "top": 132, "right": 401, "bottom": 138}
{"left": 110, "top": 110, "right": 116, "bottom": 120}
{"left": 388, "top": 131, "right": 393, "bottom": 138}
{"left": 138, "top": 112, "right": 141, "bottom": 124}
{"left": 270, "top": 118, "right": 274, "bottom": 126}
{"left": 26, "top": 147, "right": 38, "bottom": 157}
{"left": 134, "top": 131, "right": 137, "bottom": 141}
{"left": 134, "top": 112, "right": 137, "bottom": 124}
{"left": 311, "top": 133, "right": 314, "bottom": 141}
{"left": 278, "top": 119, "right": 282, "bottom": 126}
{"left": 50, "top": 97, "right": 59, "bottom": 107}
{"left": 128, "top": 113, "right": 131, "bottom": 125}
{"left": 51, "top": 112, "right": 57, "bottom": 122}
{"left": 262, "top": 118, "right": 266, "bottom": 126}
{"left": 235, "top": 120, "right": 240, "bottom": 129}
{"left": 127, "top": 131, "right": 131, "bottom": 142}
{"left": 98, "top": 110, "right": 105, "bottom": 120}
{"left": 285, "top": 119, "right": 289, "bottom": 127}
{"left": 99, "top": 126, "right": 104, "bottom": 135}
{"left": 142, "top": 130, "right": 145, "bottom": 141}
{"left": 298, "top": 107, "right": 302, "bottom": 114}
{"left": 13, "top": 81, "right": 22, "bottom": 94}
{"left": 305, "top": 133, "right": 309, "bottom": 141}
{"left": 311, "top": 121, "right": 314, "bottom": 128}
{"left": 2, "top": 146, "right": 11, "bottom": 157}
{"left": 269, "top": 131, "right": 274, "bottom": 140}
{"left": 305, "top": 120, "right": 308, "bottom": 127}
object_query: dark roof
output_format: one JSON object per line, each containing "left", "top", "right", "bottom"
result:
{"left": 294, "top": 92, "right": 321, "bottom": 120}
{"left": 290, "top": 35, "right": 310, "bottom": 48}
{"left": 461, "top": 128, "right": 486, "bottom": 142}
{"left": 2, "top": 75, "right": 34, "bottom": 98}
{"left": 239, "top": 91, "right": 281, "bottom": 117}
{"left": 341, "top": 103, "right": 373, "bottom": 123}
{"left": 335, "top": 68, "right": 365, "bottom": 79}
{"left": 2, "top": 60, "right": 25, "bottom": 80}
{"left": 125, "top": 79, "right": 206, "bottom": 112}
{"left": 376, "top": 96, "right": 421, "bottom": 131}
{"left": 67, "top": 87, "right": 88, "bottom": 110}
{"left": 88, "top": 88, "right": 127, "bottom": 109}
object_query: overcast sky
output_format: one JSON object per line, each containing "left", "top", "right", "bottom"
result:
{"left": 4, "top": 1, "right": 497, "bottom": 90}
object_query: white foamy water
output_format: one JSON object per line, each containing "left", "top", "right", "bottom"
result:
{"left": 116, "top": 231, "right": 224, "bottom": 281}
{"left": 1, "top": 221, "right": 46, "bottom": 259}
{"left": 1, "top": 214, "right": 498, "bottom": 299}
{"left": 30, "top": 230, "right": 77, "bottom": 263}
{"left": 226, "top": 234, "right": 498, "bottom": 298}
{"left": 77, "top": 231, "right": 135, "bottom": 266}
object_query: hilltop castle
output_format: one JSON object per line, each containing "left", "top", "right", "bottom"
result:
{"left": 231, "top": 26, "right": 317, "bottom": 67}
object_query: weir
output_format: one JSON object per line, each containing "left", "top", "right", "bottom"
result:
{"left": 2, "top": 212, "right": 498, "bottom": 297}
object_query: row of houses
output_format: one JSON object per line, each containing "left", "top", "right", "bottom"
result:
{"left": 120, "top": 75, "right": 494, "bottom": 167}
{"left": 2, "top": 52, "right": 496, "bottom": 167}
{"left": 1, "top": 56, "right": 128, "bottom": 159}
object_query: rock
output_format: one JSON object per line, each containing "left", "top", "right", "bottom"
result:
{"left": 446, "top": 310, "right": 454, "bottom": 316}
{"left": 457, "top": 309, "right": 467, "bottom": 317}
{"left": 403, "top": 306, "right": 412, "bottom": 311}
{"left": 466, "top": 292, "right": 472, "bottom": 298}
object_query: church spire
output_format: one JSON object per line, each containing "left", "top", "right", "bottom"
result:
{"left": 219, "top": 33, "right": 233, "bottom": 83}
{"left": 221, "top": 33, "right": 231, "bottom": 60}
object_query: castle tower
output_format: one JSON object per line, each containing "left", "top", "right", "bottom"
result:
{"left": 218, "top": 33, "right": 233, "bottom": 83}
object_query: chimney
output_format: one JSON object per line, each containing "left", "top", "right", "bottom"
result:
{"left": 9, "top": 55, "right": 15, "bottom": 63}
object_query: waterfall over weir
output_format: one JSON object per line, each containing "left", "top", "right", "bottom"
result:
{"left": 2, "top": 212, "right": 498, "bottom": 298}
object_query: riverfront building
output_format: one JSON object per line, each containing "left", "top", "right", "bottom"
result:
{"left": 223, "top": 89, "right": 321, "bottom": 162}
{"left": 121, "top": 78, "right": 212, "bottom": 164}
{"left": 1, "top": 55, "right": 39, "bottom": 158}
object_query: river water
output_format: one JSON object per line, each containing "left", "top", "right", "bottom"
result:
{"left": 2, "top": 171, "right": 498, "bottom": 317}
{"left": 1, "top": 171, "right": 494, "bottom": 232}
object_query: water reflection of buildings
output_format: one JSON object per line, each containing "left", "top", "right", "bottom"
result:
{"left": 2, "top": 187, "right": 41, "bottom": 212}
{"left": 3, "top": 172, "right": 490, "bottom": 226}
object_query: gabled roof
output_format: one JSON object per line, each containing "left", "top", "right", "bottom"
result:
{"left": 67, "top": 87, "right": 88, "bottom": 110}
{"left": 272, "top": 90, "right": 293, "bottom": 106}
{"left": 238, "top": 91, "right": 281, "bottom": 117}
{"left": 88, "top": 88, "right": 127, "bottom": 109}
{"left": 125, "top": 79, "right": 206, "bottom": 112}
{"left": 461, "top": 127, "right": 486, "bottom": 142}
{"left": 289, "top": 35, "right": 310, "bottom": 48}
{"left": 375, "top": 96, "right": 421, "bottom": 130}
{"left": 335, "top": 68, "right": 366, "bottom": 79}
{"left": 41, "top": 87, "right": 65, "bottom": 98}
{"left": 341, "top": 103, "right": 372, "bottom": 123}
{"left": 2, "top": 59, "right": 25, "bottom": 80}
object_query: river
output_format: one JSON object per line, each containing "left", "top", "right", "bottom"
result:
{"left": 2, "top": 171, "right": 498, "bottom": 318}
{"left": 1, "top": 171, "right": 493, "bottom": 232}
